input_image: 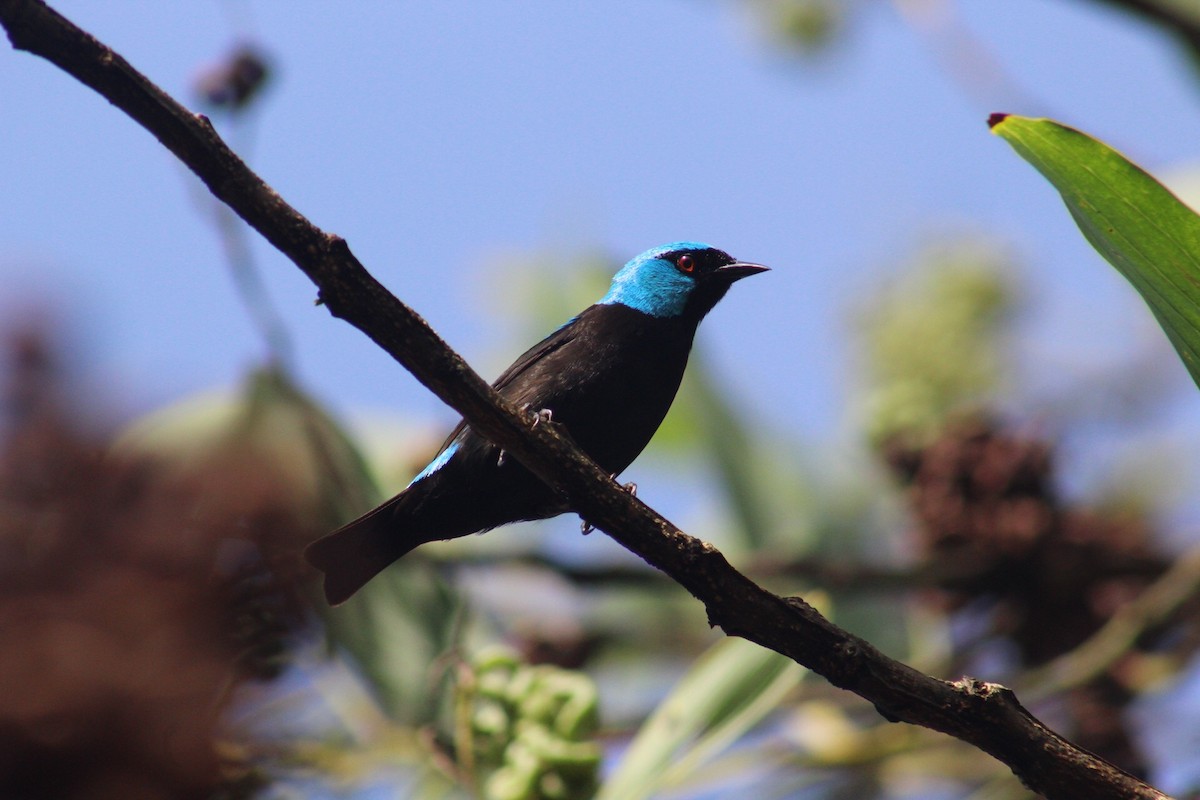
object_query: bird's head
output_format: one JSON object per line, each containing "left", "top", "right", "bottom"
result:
{"left": 599, "top": 242, "right": 768, "bottom": 321}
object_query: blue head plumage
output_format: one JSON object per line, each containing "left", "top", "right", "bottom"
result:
{"left": 600, "top": 241, "right": 716, "bottom": 318}
{"left": 599, "top": 242, "right": 766, "bottom": 319}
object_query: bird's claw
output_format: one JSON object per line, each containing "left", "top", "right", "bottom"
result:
{"left": 524, "top": 405, "right": 554, "bottom": 427}
{"left": 611, "top": 474, "right": 636, "bottom": 497}
{"left": 580, "top": 478, "right": 635, "bottom": 536}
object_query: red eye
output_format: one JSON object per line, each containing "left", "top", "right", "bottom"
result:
{"left": 677, "top": 254, "right": 696, "bottom": 273}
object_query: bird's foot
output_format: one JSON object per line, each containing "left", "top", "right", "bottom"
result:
{"left": 580, "top": 479, "right": 636, "bottom": 536}
{"left": 524, "top": 405, "right": 554, "bottom": 427}
{"left": 501, "top": 408, "right": 553, "bottom": 466}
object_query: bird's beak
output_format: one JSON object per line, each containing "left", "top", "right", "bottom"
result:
{"left": 715, "top": 262, "right": 770, "bottom": 281}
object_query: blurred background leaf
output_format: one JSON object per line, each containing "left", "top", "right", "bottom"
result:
{"left": 598, "top": 636, "right": 808, "bottom": 800}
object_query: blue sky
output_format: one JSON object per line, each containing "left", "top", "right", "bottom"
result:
{"left": 3, "top": 0, "right": 1200, "bottom": 473}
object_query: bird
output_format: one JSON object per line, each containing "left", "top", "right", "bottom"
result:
{"left": 305, "top": 242, "right": 768, "bottom": 605}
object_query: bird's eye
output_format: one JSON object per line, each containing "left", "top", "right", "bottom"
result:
{"left": 677, "top": 254, "right": 696, "bottom": 274}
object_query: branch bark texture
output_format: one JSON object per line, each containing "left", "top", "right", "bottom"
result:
{"left": 0, "top": 2, "right": 1172, "bottom": 798}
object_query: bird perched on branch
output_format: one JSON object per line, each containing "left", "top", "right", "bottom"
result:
{"left": 305, "top": 242, "right": 768, "bottom": 604}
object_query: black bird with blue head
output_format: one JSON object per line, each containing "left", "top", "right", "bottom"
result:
{"left": 305, "top": 242, "right": 768, "bottom": 604}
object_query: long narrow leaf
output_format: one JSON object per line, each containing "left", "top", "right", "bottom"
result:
{"left": 991, "top": 114, "right": 1200, "bottom": 388}
{"left": 598, "top": 638, "right": 806, "bottom": 800}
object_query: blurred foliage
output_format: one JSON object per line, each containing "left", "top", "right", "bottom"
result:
{"left": 116, "top": 366, "right": 375, "bottom": 536}
{"left": 457, "top": 647, "right": 601, "bottom": 800}
{"left": 883, "top": 417, "right": 1171, "bottom": 775}
{"left": 853, "top": 240, "right": 1016, "bottom": 446}
{"left": 195, "top": 44, "right": 271, "bottom": 113}
{"left": 599, "top": 636, "right": 808, "bottom": 800}
{"left": 116, "top": 366, "right": 466, "bottom": 728}
{"left": 751, "top": 0, "right": 846, "bottom": 54}
{"left": 744, "top": 0, "right": 1200, "bottom": 76}
{"left": 321, "top": 561, "right": 464, "bottom": 726}
{"left": 0, "top": 333, "right": 316, "bottom": 799}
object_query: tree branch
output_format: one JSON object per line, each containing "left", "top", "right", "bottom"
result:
{"left": 0, "top": 2, "right": 1171, "bottom": 797}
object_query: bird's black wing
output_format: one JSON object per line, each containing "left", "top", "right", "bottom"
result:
{"left": 428, "top": 313, "right": 585, "bottom": 452}
{"left": 491, "top": 315, "right": 585, "bottom": 392}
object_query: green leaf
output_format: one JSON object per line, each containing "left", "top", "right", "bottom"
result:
{"left": 597, "top": 637, "right": 807, "bottom": 800}
{"left": 683, "top": 351, "right": 812, "bottom": 551}
{"left": 853, "top": 241, "right": 1014, "bottom": 445}
{"left": 991, "top": 114, "right": 1200, "bottom": 389}
{"left": 114, "top": 366, "right": 379, "bottom": 529}
{"left": 117, "top": 367, "right": 465, "bottom": 724}
{"left": 323, "top": 562, "right": 463, "bottom": 725}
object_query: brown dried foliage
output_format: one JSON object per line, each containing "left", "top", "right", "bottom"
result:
{"left": 0, "top": 331, "right": 314, "bottom": 800}
{"left": 883, "top": 417, "right": 1171, "bottom": 776}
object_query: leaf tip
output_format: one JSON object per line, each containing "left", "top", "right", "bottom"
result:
{"left": 987, "top": 112, "right": 1009, "bottom": 131}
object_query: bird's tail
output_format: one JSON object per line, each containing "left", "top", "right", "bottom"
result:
{"left": 304, "top": 495, "right": 419, "bottom": 606}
